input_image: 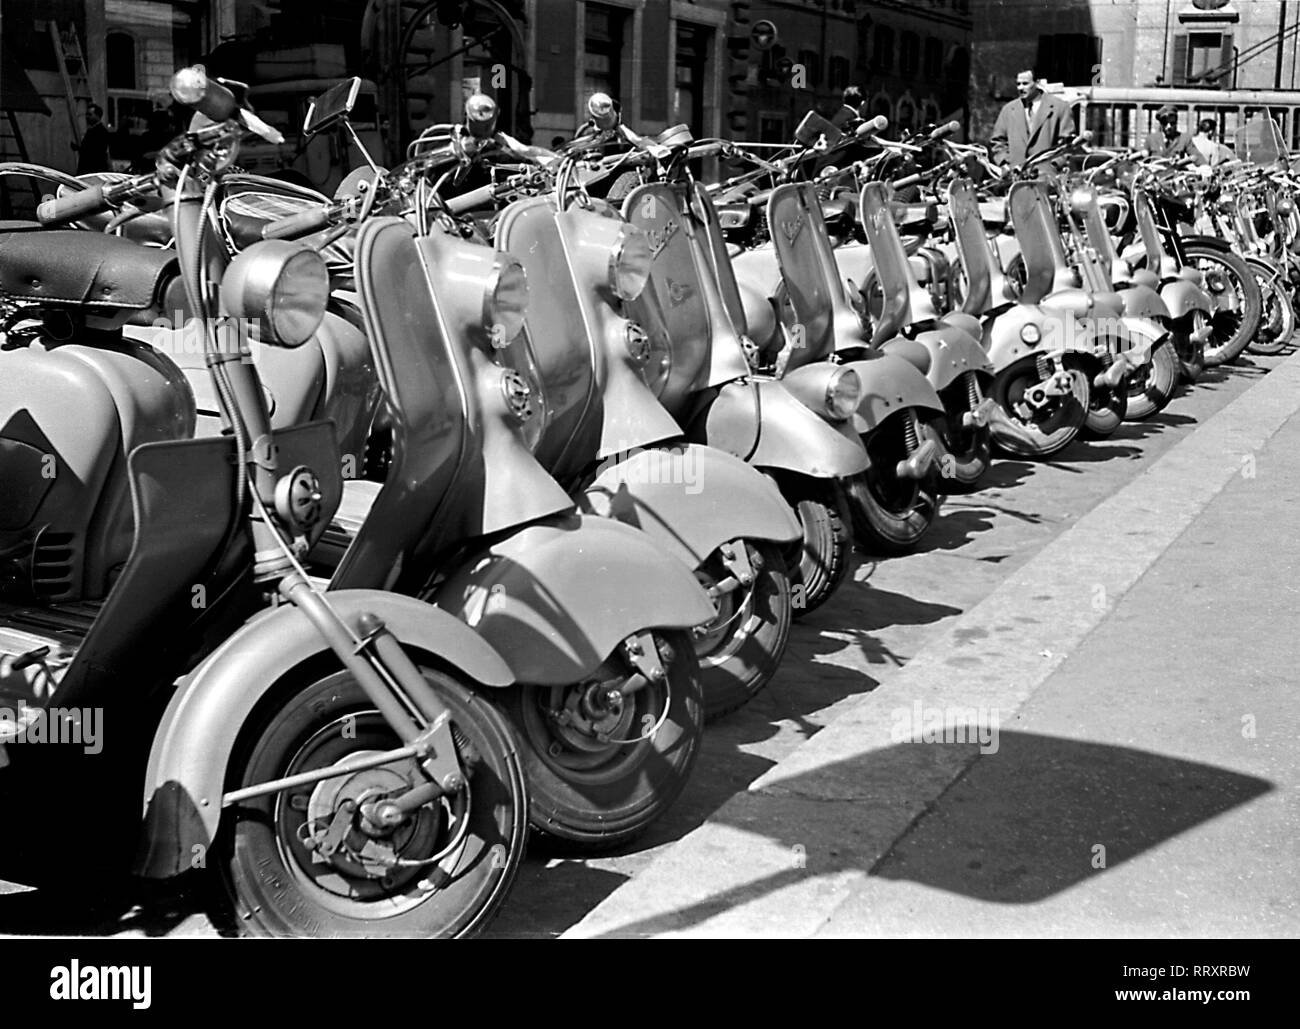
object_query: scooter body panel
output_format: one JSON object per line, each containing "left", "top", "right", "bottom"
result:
{"left": 889, "top": 325, "right": 994, "bottom": 391}
{"left": 1160, "top": 277, "right": 1215, "bottom": 319}
{"left": 840, "top": 351, "right": 946, "bottom": 430}
{"left": 132, "top": 588, "right": 515, "bottom": 878}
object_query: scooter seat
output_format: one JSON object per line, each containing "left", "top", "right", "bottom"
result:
{"left": 1091, "top": 291, "right": 1125, "bottom": 321}
{"left": 1129, "top": 268, "right": 1160, "bottom": 290}
{"left": 0, "top": 229, "right": 175, "bottom": 310}
{"left": 881, "top": 336, "right": 933, "bottom": 373}
{"left": 0, "top": 219, "right": 42, "bottom": 232}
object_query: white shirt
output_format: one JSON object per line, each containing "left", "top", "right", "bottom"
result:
{"left": 1024, "top": 96, "right": 1042, "bottom": 129}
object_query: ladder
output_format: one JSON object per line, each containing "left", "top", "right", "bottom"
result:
{"left": 47, "top": 20, "right": 92, "bottom": 152}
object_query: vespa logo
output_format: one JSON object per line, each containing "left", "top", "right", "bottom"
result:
{"left": 666, "top": 277, "right": 694, "bottom": 307}
{"left": 780, "top": 212, "right": 806, "bottom": 245}
{"left": 645, "top": 218, "right": 679, "bottom": 259}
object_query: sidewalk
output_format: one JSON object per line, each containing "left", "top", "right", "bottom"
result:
{"left": 564, "top": 350, "right": 1300, "bottom": 938}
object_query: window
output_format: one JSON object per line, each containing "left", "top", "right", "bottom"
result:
{"left": 106, "top": 31, "right": 136, "bottom": 90}
{"left": 923, "top": 37, "right": 942, "bottom": 80}
{"left": 796, "top": 49, "right": 821, "bottom": 88}
{"left": 1036, "top": 33, "right": 1103, "bottom": 85}
{"left": 900, "top": 32, "right": 920, "bottom": 77}
{"left": 829, "top": 56, "right": 850, "bottom": 91}
{"left": 584, "top": 3, "right": 627, "bottom": 99}
{"left": 674, "top": 22, "right": 708, "bottom": 135}
{"left": 873, "top": 26, "right": 894, "bottom": 72}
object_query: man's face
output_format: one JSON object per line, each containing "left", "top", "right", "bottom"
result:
{"left": 87, "top": 108, "right": 101, "bottom": 126}
{"left": 1161, "top": 116, "right": 1178, "bottom": 138}
{"left": 1016, "top": 73, "right": 1040, "bottom": 102}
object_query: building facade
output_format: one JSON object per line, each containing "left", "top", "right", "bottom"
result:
{"left": 972, "top": 0, "right": 1300, "bottom": 140}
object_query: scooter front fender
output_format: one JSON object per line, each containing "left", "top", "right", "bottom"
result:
{"left": 885, "top": 326, "right": 993, "bottom": 391}
{"left": 701, "top": 377, "right": 869, "bottom": 477}
{"left": 1115, "top": 283, "right": 1170, "bottom": 323}
{"left": 134, "top": 590, "right": 514, "bottom": 879}
{"left": 1159, "top": 277, "right": 1214, "bottom": 319}
{"left": 840, "top": 352, "right": 945, "bottom": 433}
{"left": 984, "top": 305, "right": 1090, "bottom": 371}
{"left": 583, "top": 442, "right": 802, "bottom": 566}
{"left": 431, "top": 513, "right": 717, "bottom": 685}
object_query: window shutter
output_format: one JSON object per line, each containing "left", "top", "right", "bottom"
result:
{"left": 1172, "top": 33, "right": 1188, "bottom": 85}
{"left": 1219, "top": 33, "right": 1234, "bottom": 87}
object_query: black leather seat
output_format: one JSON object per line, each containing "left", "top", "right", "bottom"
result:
{"left": 0, "top": 230, "right": 175, "bottom": 311}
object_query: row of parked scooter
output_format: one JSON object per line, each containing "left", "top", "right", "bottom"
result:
{"left": 0, "top": 69, "right": 1283, "bottom": 937}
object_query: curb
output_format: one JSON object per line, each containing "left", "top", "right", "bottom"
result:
{"left": 562, "top": 350, "right": 1300, "bottom": 938}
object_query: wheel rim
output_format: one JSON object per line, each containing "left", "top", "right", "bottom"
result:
{"left": 518, "top": 653, "right": 668, "bottom": 787}
{"left": 1191, "top": 255, "right": 1246, "bottom": 353}
{"left": 691, "top": 544, "right": 764, "bottom": 667}
{"left": 1001, "top": 362, "right": 1085, "bottom": 437}
{"left": 272, "top": 711, "right": 472, "bottom": 920}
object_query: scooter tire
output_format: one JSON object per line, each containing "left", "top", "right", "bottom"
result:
{"left": 1183, "top": 245, "right": 1262, "bottom": 366}
{"left": 784, "top": 477, "right": 854, "bottom": 620}
{"left": 1245, "top": 259, "right": 1296, "bottom": 355}
{"left": 216, "top": 666, "right": 527, "bottom": 938}
{"left": 500, "top": 630, "right": 704, "bottom": 850}
{"left": 988, "top": 354, "right": 1088, "bottom": 459}
{"left": 694, "top": 540, "right": 794, "bottom": 721}
{"left": 1124, "top": 340, "right": 1179, "bottom": 421}
{"left": 1083, "top": 378, "right": 1128, "bottom": 437}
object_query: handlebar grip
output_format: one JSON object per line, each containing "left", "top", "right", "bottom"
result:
{"left": 37, "top": 185, "right": 109, "bottom": 226}
{"left": 892, "top": 173, "right": 924, "bottom": 190}
{"left": 261, "top": 205, "right": 333, "bottom": 240}
{"left": 687, "top": 141, "right": 726, "bottom": 160}
{"left": 445, "top": 183, "right": 498, "bottom": 214}
{"left": 1071, "top": 130, "right": 1094, "bottom": 148}
{"left": 929, "top": 120, "right": 961, "bottom": 142}
{"left": 170, "top": 65, "right": 237, "bottom": 123}
{"left": 857, "top": 115, "right": 889, "bottom": 137}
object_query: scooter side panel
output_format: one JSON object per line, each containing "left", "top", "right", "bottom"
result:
{"left": 133, "top": 589, "right": 515, "bottom": 878}
{"left": 889, "top": 326, "right": 994, "bottom": 391}
{"left": 742, "top": 378, "right": 870, "bottom": 477}
{"left": 581, "top": 442, "right": 802, "bottom": 570}
{"left": 431, "top": 514, "right": 717, "bottom": 685}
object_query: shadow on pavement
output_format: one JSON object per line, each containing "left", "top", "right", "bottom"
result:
{"left": 582, "top": 732, "right": 1271, "bottom": 936}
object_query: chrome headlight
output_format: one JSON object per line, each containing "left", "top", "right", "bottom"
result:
{"left": 609, "top": 226, "right": 653, "bottom": 301}
{"left": 220, "top": 239, "right": 329, "bottom": 347}
{"left": 1020, "top": 322, "right": 1042, "bottom": 345}
{"left": 483, "top": 255, "right": 528, "bottom": 345}
{"left": 825, "top": 367, "right": 862, "bottom": 421}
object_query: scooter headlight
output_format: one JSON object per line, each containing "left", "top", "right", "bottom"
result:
{"left": 1278, "top": 198, "right": 1295, "bottom": 217}
{"left": 1020, "top": 322, "right": 1042, "bottom": 345}
{"left": 609, "top": 226, "right": 653, "bottom": 301}
{"left": 825, "top": 367, "right": 862, "bottom": 421}
{"left": 484, "top": 255, "right": 529, "bottom": 345}
{"left": 221, "top": 239, "right": 329, "bottom": 347}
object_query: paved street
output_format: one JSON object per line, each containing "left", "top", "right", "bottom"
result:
{"left": 0, "top": 349, "right": 1290, "bottom": 937}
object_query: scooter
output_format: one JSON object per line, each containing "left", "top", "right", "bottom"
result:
{"left": 6, "top": 69, "right": 529, "bottom": 937}
{"left": 426, "top": 119, "right": 806, "bottom": 721}
{"left": 190, "top": 84, "right": 724, "bottom": 849}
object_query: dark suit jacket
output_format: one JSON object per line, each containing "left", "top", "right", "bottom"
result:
{"left": 990, "top": 92, "right": 1075, "bottom": 167}
{"left": 1143, "top": 130, "right": 1205, "bottom": 163}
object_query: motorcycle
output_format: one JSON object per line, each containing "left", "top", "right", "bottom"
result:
{"left": 4, "top": 68, "right": 531, "bottom": 937}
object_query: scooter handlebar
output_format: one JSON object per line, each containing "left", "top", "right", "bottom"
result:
{"left": 36, "top": 184, "right": 109, "bottom": 226}
{"left": 929, "top": 120, "right": 961, "bottom": 142}
{"left": 170, "top": 66, "right": 238, "bottom": 124}
{"left": 445, "top": 183, "right": 499, "bottom": 214}
{"left": 857, "top": 115, "right": 889, "bottom": 137}
{"left": 891, "top": 172, "right": 924, "bottom": 190}
{"left": 261, "top": 204, "right": 333, "bottom": 240}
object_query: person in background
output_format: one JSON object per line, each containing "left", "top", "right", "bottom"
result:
{"left": 990, "top": 68, "right": 1074, "bottom": 168}
{"left": 1144, "top": 106, "right": 1200, "bottom": 161}
{"left": 1191, "top": 118, "right": 1232, "bottom": 166}
{"left": 74, "top": 103, "right": 111, "bottom": 174}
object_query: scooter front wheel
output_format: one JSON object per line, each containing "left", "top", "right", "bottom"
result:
{"left": 924, "top": 375, "right": 993, "bottom": 493}
{"left": 1124, "top": 340, "right": 1179, "bottom": 421}
{"left": 1084, "top": 375, "right": 1128, "bottom": 438}
{"left": 1183, "top": 245, "right": 1261, "bottom": 366}
{"left": 987, "top": 354, "right": 1088, "bottom": 459}
{"left": 216, "top": 667, "right": 527, "bottom": 939}
{"left": 693, "top": 540, "right": 794, "bottom": 721}
{"left": 782, "top": 476, "right": 854, "bottom": 620}
{"left": 1246, "top": 260, "right": 1296, "bottom": 355}
{"left": 504, "top": 630, "right": 703, "bottom": 851}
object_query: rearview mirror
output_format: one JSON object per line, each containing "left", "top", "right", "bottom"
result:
{"left": 304, "top": 78, "right": 361, "bottom": 136}
{"left": 794, "top": 111, "right": 842, "bottom": 147}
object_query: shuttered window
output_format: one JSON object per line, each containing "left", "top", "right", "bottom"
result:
{"left": 1174, "top": 31, "right": 1233, "bottom": 87}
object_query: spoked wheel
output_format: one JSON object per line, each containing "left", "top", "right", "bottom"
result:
{"left": 920, "top": 373, "right": 993, "bottom": 494}
{"left": 1183, "top": 245, "right": 1262, "bottom": 366}
{"left": 691, "top": 541, "right": 793, "bottom": 721}
{"left": 843, "top": 410, "right": 942, "bottom": 556}
{"left": 782, "top": 476, "right": 854, "bottom": 619}
{"left": 503, "top": 631, "right": 703, "bottom": 850}
{"left": 217, "top": 668, "right": 527, "bottom": 938}
{"left": 1124, "top": 340, "right": 1179, "bottom": 421}
{"left": 987, "top": 353, "right": 1089, "bottom": 459}
{"left": 1245, "top": 259, "right": 1296, "bottom": 355}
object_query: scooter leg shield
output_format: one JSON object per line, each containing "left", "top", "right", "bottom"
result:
{"left": 430, "top": 513, "right": 717, "bottom": 686}
{"left": 582, "top": 443, "right": 803, "bottom": 568}
{"left": 133, "top": 590, "right": 515, "bottom": 879}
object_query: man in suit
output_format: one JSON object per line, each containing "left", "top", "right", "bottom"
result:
{"left": 990, "top": 69, "right": 1075, "bottom": 168}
